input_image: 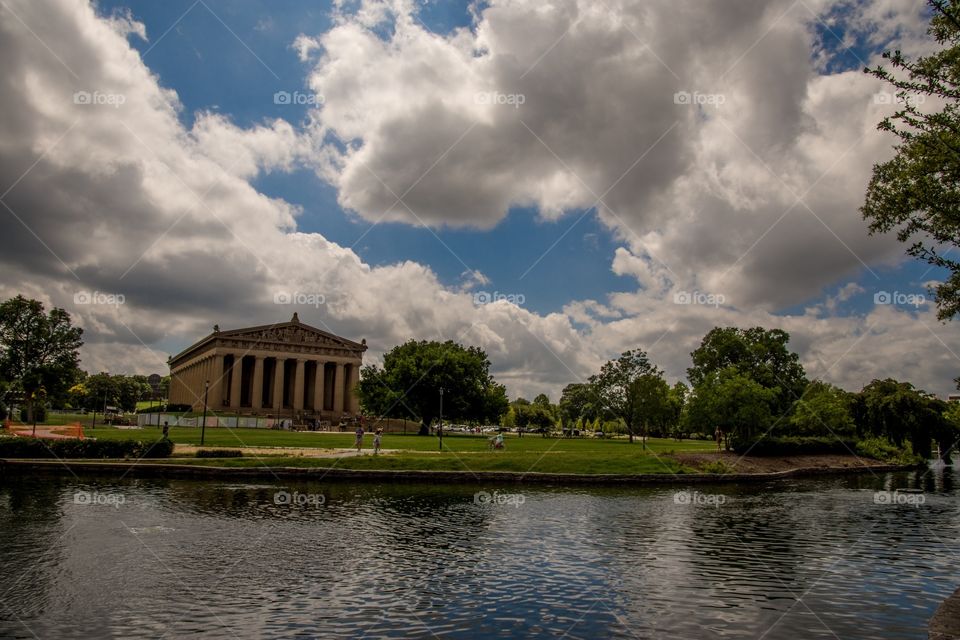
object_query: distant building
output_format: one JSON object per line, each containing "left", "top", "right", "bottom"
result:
{"left": 147, "top": 373, "right": 162, "bottom": 394}
{"left": 948, "top": 394, "right": 960, "bottom": 403}
{"left": 168, "top": 313, "right": 366, "bottom": 418}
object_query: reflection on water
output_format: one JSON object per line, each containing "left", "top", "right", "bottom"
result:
{"left": 0, "top": 466, "right": 957, "bottom": 639}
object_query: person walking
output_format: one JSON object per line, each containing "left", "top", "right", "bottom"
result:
{"left": 354, "top": 425, "right": 365, "bottom": 453}
{"left": 162, "top": 421, "right": 170, "bottom": 439}
{"left": 373, "top": 428, "right": 383, "bottom": 455}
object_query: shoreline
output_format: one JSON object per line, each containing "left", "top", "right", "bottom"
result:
{"left": 0, "top": 458, "right": 916, "bottom": 485}
{"left": 931, "top": 587, "right": 960, "bottom": 640}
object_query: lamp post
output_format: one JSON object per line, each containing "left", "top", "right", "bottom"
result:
{"left": 200, "top": 379, "right": 209, "bottom": 446}
{"left": 438, "top": 387, "right": 444, "bottom": 452}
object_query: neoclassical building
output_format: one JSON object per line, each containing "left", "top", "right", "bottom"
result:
{"left": 168, "top": 313, "right": 366, "bottom": 418}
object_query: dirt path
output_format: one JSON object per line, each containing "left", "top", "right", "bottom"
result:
{"left": 173, "top": 444, "right": 396, "bottom": 458}
{"left": 674, "top": 451, "right": 883, "bottom": 473}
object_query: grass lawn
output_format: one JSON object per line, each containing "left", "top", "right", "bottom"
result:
{"left": 76, "top": 426, "right": 714, "bottom": 454}
{"left": 16, "top": 425, "right": 712, "bottom": 474}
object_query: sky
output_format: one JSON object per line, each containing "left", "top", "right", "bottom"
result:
{"left": 0, "top": 0, "right": 957, "bottom": 401}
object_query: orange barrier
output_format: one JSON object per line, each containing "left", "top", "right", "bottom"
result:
{"left": 71, "top": 422, "right": 84, "bottom": 439}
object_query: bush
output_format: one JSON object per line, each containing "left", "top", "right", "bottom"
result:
{"left": 701, "top": 460, "right": 734, "bottom": 474}
{"left": 164, "top": 404, "right": 192, "bottom": 413}
{"left": 0, "top": 435, "right": 173, "bottom": 459}
{"left": 731, "top": 436, "right": 858, "bottom": 456}
{"left": 195, "top": 449, "right": 243, "bottom": 458}
{"left": 855, "top": 437, "right": 923, "bottom": 465}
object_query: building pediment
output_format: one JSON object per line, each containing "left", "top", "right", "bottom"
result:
{"left": 169, "top": 313, "right": 366, "bottom": 367}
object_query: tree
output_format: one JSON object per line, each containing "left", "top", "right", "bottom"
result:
{"left": 862, "top": 1, "right": 960, "bottom": 320}
{"left": 532, "top": 393, "right": 551, "bottom": 407}
{"left": 788, "top": 380, "right": 856, "bottom": 438}
{"left": 630, "top": 373, "right": 672, "bottom": 440}
{"left": 0, "top": 295, "right": 83, "bottom": 423}
{"left": 688, "top": 326, "right": 807, "bottom": 416}
{"left": 591, "top": 349, "right": 662, "bottom": 445}
{"left": 854, "top": 379, "right": 933, "bottom": 457}
{"left": 666, "top": 382, "right": 688, "bottom": 439}
{"left": 558, "top": 382, "right": 603, "bottom": 424}
{"left": 356, "top": 340, "right": 507, "bottom": 435}
{"left": 685, "top": 367, "right": 777, "bottom": 449}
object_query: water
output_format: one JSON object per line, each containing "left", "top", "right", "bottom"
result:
{"left": 0, "top": 467, "right": 956, "bottom": 639}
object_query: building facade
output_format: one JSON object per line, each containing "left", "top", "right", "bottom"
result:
{"left": 168, "top": 313, "right": 366, "bottom": 418}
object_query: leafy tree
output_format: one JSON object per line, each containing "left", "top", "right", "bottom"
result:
{"left": 591, "top": 349, "right": 661, "bottom": 445}
{"left": 356, "top": 340, "right": 507, "bottom": 435}
{"left": 630, "top": 373, "right": 672, "bottom": 440}
{"left": 788, "top": 380, "right": 856, "bottom": 437}
{"left": 685, "top": 367, "right": 777, "bottom": 449}
{"left": 943, "top": 402, "right": 960, "bottom": 462}
{"left": 0, "top": 295, "right": 83, "bottom": 423}
{"left": 666, "top": 382, "right": 688, "bottom": 438}
{"left": 688, "top": 326, "right": 807, "bottom": 416}
{"left": 514, "top": 403, "right": 554, "bottom": 436}
{"left": 558, "top": 382, "right": 603, "bottom": 424}
{"left": 862, "top": 1, "right": 960, "bottom": 320}
{"left": 532, "top": 393, "right": 551, "bottom": 407}
{"left": 854, "top": 379, "right": 933, "bottom": 458}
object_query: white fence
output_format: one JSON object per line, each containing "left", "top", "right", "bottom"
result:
{"left": 137, "top": 414, "right": 270, "bottom": 429}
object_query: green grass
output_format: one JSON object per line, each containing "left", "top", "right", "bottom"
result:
{"left": 13, "top": 423, "right": 713, "bottom": 475}
{"left": 76, "top": 426, "right": 714, "bottom": 453}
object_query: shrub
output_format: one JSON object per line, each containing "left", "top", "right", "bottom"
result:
{"left": 731, "top": 436, "right": 858, "bottom": 456}
{"left": 195, "top": 449, "right": 243, "bottom": 458}
{"left": 164, "top": 404, "right": 192, "bottom": 413}
{"left": 855, "top": 437, "right": 923, "bottom": 465}
{"left": 0, "top": 436, "right": 173, "bottom": 459}
{"left": 701, "top": 460, "right": 734, "bottom": 474}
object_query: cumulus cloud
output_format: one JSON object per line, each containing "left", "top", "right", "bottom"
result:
{"left": 0, "top": 0, "right": 956, "bottom": 402}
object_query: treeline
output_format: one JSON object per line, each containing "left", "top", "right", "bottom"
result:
{"left": 556, "top": 326, "right": 959, "bottom": 460}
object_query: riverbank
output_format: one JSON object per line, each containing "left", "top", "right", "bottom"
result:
{"left": 931, "top": 587, "right": 960, "bottom": 640}
{"left": 0, "top": 457, "right": 913, "bottom": 485}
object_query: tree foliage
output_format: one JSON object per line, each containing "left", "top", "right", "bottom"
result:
{"left": 688, "top": 326, "right": 807, "bottom": 416}
{"left": 0, "top": 295, "right": 83, "bottom": 421}
{"left": 356, "top": 340, "right": 508, "bottom": 434}
{"left": 862, "top": 1, "right": 960, "bottom": 320}
{"left": 590, "top": 349, "right": 661, "bottom": 444}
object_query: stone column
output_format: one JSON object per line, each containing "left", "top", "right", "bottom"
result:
{"left": 209, "top": 353, "right": 224, "bottom": 408}
{"left": 251, "top": 356, "right": 264, "bottom": 411}
{"left": 313, "top": 360, "right": 325, "bottom": 414}
{"left": 348, "top": 363, "right": 361, "bottom": 414}
{"left": 229, "top": 355, "right": 243, "bottom": 409}
{"left": 272, "top": 357, "right": 285, "bottom": 411}
{"left": 333, "top": 362, "right": 345, "bottom": 414}
{"left": 293, "top": 359, "right": 306, "bottom": 411}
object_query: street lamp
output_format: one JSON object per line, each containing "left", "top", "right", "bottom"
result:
{"left": 200, "top": 379, "right": 210, "bottom": 446}
{"left": 438, "top": 387, "right": 444, "bottom": 452}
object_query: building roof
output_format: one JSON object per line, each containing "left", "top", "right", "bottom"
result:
{"left": 168, "top": 313, "right": 366, "bottom": 367}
